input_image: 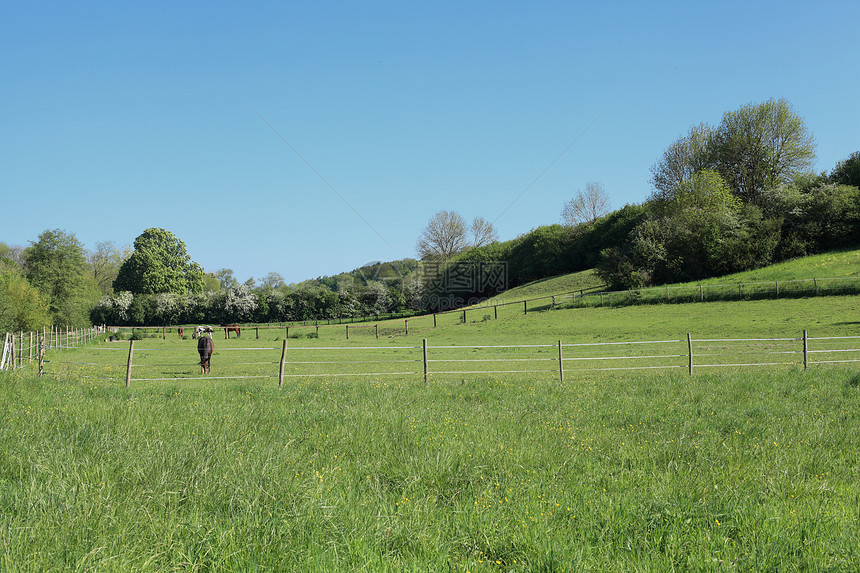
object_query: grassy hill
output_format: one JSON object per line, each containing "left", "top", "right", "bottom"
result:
{"left": 469, "top": 247, "right": 860, "bottom": 311}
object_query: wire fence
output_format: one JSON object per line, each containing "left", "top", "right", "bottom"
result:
{"left": 1, "top": 326, "right": 103, "bottom": 372}
{"left": 23, "top": 330, "right": 860, "bottom": 385}
{"left": 102, "top": 276, "right": 860, "bottom": 342}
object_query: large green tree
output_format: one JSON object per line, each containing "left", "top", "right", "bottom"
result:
{"left": 22, "top": 229, "right": 99, "bottom": 326}
{"left": 113, "top": 228, "right": 205, "bottom": 295}
{"left": 712, "top": 98, "right": 816, "bottom": 204}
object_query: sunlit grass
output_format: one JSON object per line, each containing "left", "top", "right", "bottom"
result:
{"left": 2, "top": 367, "right": 859, "bottom": 571}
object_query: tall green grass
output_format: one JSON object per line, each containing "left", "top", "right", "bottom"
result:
{"left": 2, "top": 367, "right": 859, "bottom": 571}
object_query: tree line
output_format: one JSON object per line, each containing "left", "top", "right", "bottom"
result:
{"left": 3, "top": 98, "right": 858, "bottom": 329}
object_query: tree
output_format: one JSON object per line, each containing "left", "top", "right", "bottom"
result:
{"left": 113, "top": 228, "right": 205, "bottom": 295}
{"left": 214, "top": 268, "right": 239, "bottom": 290}
{"left": 650, "top": 123, "right": 715, "bottom": 200}
{"left": 470, "top": 216, "right": 498, "bottom": 248}
{"left": 562, "top": 182, "right": 611, "bottom": 226}
{"left": 23, "top": 229, "right": 99, "bottom": 326}
{"left": 0, "top": 270, "right": 51, "bottom": 332}
{"left": 0, "top": 242, "right": 25, "bottom": 268}
{"left": 89, "top": 241, "right": 131, "bottom": 295}
{"left": 831, "top": 151, "right": 860, "bottom": 187}
{"left": 416, "top": 210, "right": 468, "bottom": 261}
{"left": 712, "top": 98, "right": 816, "bottom": 204}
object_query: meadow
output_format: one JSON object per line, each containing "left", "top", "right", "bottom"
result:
{"left": 3, "top": 294, "right": 860, "bottom": 571}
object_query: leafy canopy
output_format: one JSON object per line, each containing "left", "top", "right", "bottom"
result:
{"left": 113, "top": 228, "right": 205, "bottom": 295}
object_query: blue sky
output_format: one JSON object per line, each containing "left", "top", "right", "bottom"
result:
{"left": 2, "top": 1, "right": 858, "bottom": 284}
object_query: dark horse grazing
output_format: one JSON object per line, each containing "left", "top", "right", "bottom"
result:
{"left": 197, "top": 336, "right": 214, "bottom": 374}
{"left": 178, "top": 327, "right": 185, "bottom": 339}
{"left": 221, "top": 324, "right": 241, "bottom": 338}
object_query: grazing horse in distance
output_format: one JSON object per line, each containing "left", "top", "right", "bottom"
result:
{"left": 193, "top": 325, "right": 214, "bottom": 339}
{"left": 178, "top": 327, "right": 185, "bottom": 339}
{"left": 197, "top": 335, "right": 214, "bottom": 374}
{"left": 221, "top": 324, "right": 241, "bottom": 338}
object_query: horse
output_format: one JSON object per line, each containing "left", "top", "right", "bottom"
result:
{"left": 197, "top": 335, "right": 214, "bottom": 374}
{"left": 193, "top": 325, "right": 214, "bottom": 339}
{"left": 221, "top": 324, "right": 241, "bottom": 338}
{"left": 178, "top": 327, "right": 185, "bottom": 339}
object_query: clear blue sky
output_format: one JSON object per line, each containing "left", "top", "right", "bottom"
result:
{"left": 2, "top": 1, "right": 858, "bottom": 284}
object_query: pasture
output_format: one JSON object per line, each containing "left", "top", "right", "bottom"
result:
{"left": 3, "top": 295, "right": 860, "bottom": 570}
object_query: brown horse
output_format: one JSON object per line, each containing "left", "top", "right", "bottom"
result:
{"left": 197, "top": 336, "right": 214, "bottom": 374}
{"left": 178, "top": 327, "right": 185, "bottom": 339}
{"left": 221, "top": 324, "right": 241, "bottom": 338}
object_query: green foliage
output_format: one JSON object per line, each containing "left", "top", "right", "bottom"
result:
{"left": 113, "top": 228, "right": 205, "bottom": 295}
{"left": 830, "top": 151, "right": 860, "bottom": 187}
{"left": 22, "top": 229, "right": 99, "bottom": 327}
{"left": 0, "top": 269, "right": 51, "bottom": 332}
{"left": 712, "top": 98, "right": 816, "bottom": 204}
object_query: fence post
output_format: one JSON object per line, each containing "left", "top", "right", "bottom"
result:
{"left": 423, "top": 339, "right": 429, "bottom": 384}
{"left": 700, "top": 285, "right": 704, "bottom": 302}
{"left": 558, "top": 340, "right": 564, "bottom": 382}
{"left": 814, "top": 278, "right": 819, "bottom": 296}
{"left": 278, "top": 339, "right": 287, "bottom": 389}
{"left": 687, "top": 333, "right": 693, "bottom": 375}
{"left": 256, "top": 326, "right": 259, "bottom": 340}
{"left": 803, "top": 330, "right": 808, "bottom": 370}
{"left": 125, "top": 339, "right": 135, "bottom": 388}
{"left": 38, "top": 336, "right": 45, "bottom": 376}
{"left": 524, "top": 301, "right": 528, "bottom": 314}
{"left": 433, "top": 314, "right": 437, "bottom": 328}
{"left": 494, "top": 306, "right": 498, "bottom": 319}
{"left": 316, "top": 326, "right": 319, "bottom": 337}
{"left": 346, "top": 325, "right": 349, "bottom": 340}
{"left": 29, "top": 331, "right": 33, "bottom": 363}
{"left": 405, "top": 320, "right": 409, "bottom": 336}
{"left": 376, "top": 324, "right": 379, "bottom": 339}
{"left": 775, "top": 281, "right": 779, "bottom": 298}
{"left": 286, "top": 326, "right": 289, "bottom": 339}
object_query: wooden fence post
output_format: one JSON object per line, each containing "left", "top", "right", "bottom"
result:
{"left": 699, "top": 285, "right": 704, "bottom": 302}
{"left": 405, "top": 320, "right": 409, "bottom": 336}
{"left": 775, "top": 281, "right": 779, "bottom": 298}
{"left": 29, "top": 331, "right": 33, "bottom": 363}
{"left": 278, "top": 339, "right": 287, "bottom": 389}
{"left": 286, "top": 326, "right": 290, "bottom": 339}
{"left": 433, "top": 314, "right": 437, "bottom": 328}
{"left": 803, "top": 330, "right": 808, "bottom": 370}
{"left": 523, "top": 301, "right": 528, "bottom": 314}
{"left": 256, "top": 326, "right": 259, "bottom": 340}
{"left": 346, "top": 325, "right": 349, "bottom": 340}
{"left": 423, "top": 339, "right": 429, "bottom": 384}
{"left": 462, "top": 310, "right": 467, "bottom": 323}
{"left": 687, "top": 333, "right": 693, "bottom": 375}
{"left": 126, "top": 339, "right": 135, "bottom": 388}
{"left": 494, "top": 306, "right": 498, "bottom": 320}
{"left": 38, "top": 336, "right": 45, "bottom": 376}
{"left": 376, "top": 324, "right": 379, "bottom": 339}
{"left": 558, "top": 340, "right": 564, "bottom": 382}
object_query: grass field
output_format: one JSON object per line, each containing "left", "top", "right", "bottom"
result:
{"left": 2, "top": 365, "right": 859, "bottom": 571}
{"left": 4, "top": 285, "right": 860, "bottom": 570}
